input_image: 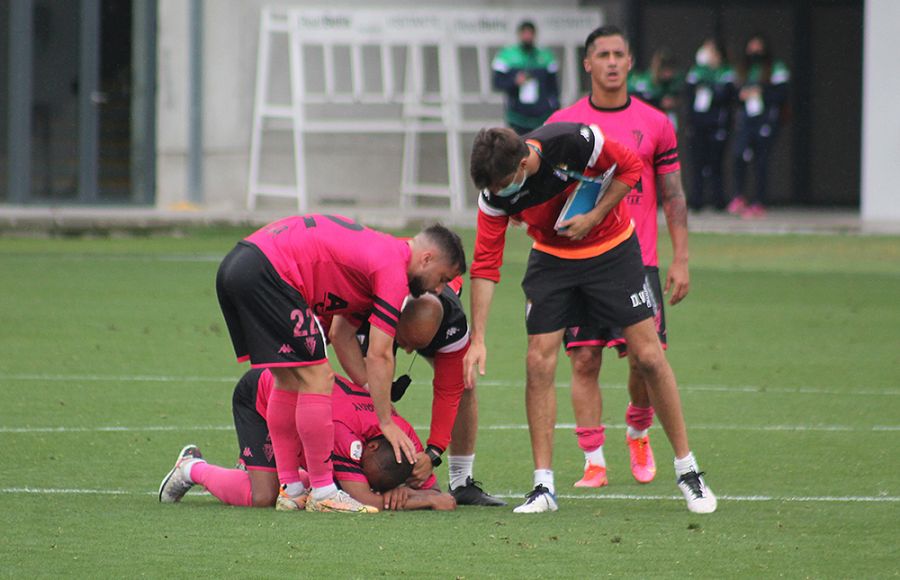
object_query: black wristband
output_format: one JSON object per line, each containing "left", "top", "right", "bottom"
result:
{"left": 425, "top": 445, "right": 443, "bottom": 467}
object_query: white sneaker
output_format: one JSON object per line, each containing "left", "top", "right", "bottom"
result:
{"left": 512, "top": 484, "right": 558, "bottom": 514}
{"left": 677, "top": 470, "right": 717, "bottom": 514}
{"left": 158, "top": 444, "right": 204, "bottom": 503}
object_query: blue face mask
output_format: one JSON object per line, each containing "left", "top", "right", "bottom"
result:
{"left": 495, "top": 168, "right": 527, "bottom": 197}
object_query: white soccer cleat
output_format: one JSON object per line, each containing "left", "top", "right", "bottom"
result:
{"left": 512, "top": 484, "right": 559, "bottom": 514}
{"left": 305, "top": 489, "right": 378, "bottom": 513}
{"left": 158, "top": 444, "right": 204, "bottom": 503}
{"left": 275, "top": 485, "right": 310, "bottom": 511}
{"left": 677, "top": 470, "right": 717, "bottom": 514}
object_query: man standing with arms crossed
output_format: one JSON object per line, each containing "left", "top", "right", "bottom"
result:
{"left": 545, "top": 25, "right": 701, "bottom": 499}
{"left": 216, "top": 215, "right": 465, "bottom": 512}
{"left": 465, "top": 117, "right": 716, "bottom": 512}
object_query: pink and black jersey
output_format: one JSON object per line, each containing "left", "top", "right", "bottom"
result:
{"left": 547, "top": 97, "right": 680, "bottom": 267}
{"left": 330, "top": 376, "right": 436, "bottom": 490}
{"left": 252, "top": 371, "right": 435, "bottom": 489}
{"left": 244, "top": 214, "right": 411, "bottom": 337}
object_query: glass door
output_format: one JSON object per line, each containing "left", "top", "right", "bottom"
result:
{"left": 2, "top": 0, "right": 155, "bottom": 205}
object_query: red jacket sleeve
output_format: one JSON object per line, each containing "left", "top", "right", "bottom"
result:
{"left": 593, "top": 135, "right": 642, "bottom": 189}
{"left": 425, "top": 342, "right": 468, "bottom": 451}
{"left": 470, "top": 210, "right": 510, "bottom": 283}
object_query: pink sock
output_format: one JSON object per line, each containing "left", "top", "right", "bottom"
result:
{"left": 189, "top": 462, "right": 252, "bottom": 507}
{"left": 267, "top": 388, "right": 304, "bottom": 486}
{"left": 626, "top": 403, "right": 655, "bottom": 431}
{"left": 575, "top": 426, "right": 606, "bottom": 451}
{"left": 296, "top": 393, "right": 335, "bottom": 490}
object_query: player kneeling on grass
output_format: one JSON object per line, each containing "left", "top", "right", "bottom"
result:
{"left": 158, "top": 370, "right": 456, "bottom": 512}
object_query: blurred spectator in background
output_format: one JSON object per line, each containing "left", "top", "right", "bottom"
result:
{"left": 684, "top": 37, "right": 737, "bottom": 211}
{"left": 492, "top": 20, "right": 560, "bottom": 135}
{"left": 728, "top": 33, "right": 790, "bottom": 218}
{"left": 629, "top": 46, "right": 683, "bottom": 129}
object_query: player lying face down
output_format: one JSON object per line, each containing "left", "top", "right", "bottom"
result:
{"left": 159, "top": 371, "right": 456, "bottom": 511}
{"left": 349, "top": 435, "right": 456, "bottom": 511}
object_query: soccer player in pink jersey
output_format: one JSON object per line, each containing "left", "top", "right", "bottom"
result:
{"left": 544, "top": 25, "right": 715, "bottom": 513}
{"left": 215, "top": 215, "right": 465, "bottom": 513}
{"left": 158, "top": 370, "right": 455, "bottom": 511}
{"left": 354, "top": 280, "right": 506, "bottom": 506}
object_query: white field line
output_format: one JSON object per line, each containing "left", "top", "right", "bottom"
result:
{"left": 1, "top": 422, "right": 897, "bottom": 434}
{"left": 1, "top": 373, "right": 897, "bottom": 397}
{"left": 0, "top": 487, "right": 896, "bottom": 503}
{"left": 0, "top": 253, "right": 224, "bottom": 263}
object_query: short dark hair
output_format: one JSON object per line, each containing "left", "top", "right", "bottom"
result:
{"left": 469, "top": 127, "right": 529, "bottom": 190}
{"left": 360, "top": 436, "right": 414, "bottom": 492}
{"left": 518, "top": 20, "right": 535, "bottom": 34}
{"left": 422, "top": 223, "right": 466, "bottom": 275}
{"left": 583, "top": 25, "right": 629, "bottom": 58}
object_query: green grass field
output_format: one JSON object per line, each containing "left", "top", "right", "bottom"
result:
{"left": 1, "top": 226, "right": 898, "bottom": 578}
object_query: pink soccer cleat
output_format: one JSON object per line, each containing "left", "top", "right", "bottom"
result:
{"left": 573, "top": 463, "right": 608, "bottom": 488}
{"left": 741, "top": 203, "right": 767, "bottom": 219}
{"left": 726, "top": 196, "right": 746, "bottom": 215}
{"left": 627, "top": 435, "right": 657, "bottom": 484}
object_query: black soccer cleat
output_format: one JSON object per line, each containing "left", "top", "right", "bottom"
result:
{"left": 450, "top": 477, "right": 507, "bottom": 507}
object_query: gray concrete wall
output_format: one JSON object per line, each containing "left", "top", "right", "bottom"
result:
{"left": 155, "top": 0, "right": 599, "bottom": 212}
{"left": 861, "top": 0, "right": 900, "bottom": 223}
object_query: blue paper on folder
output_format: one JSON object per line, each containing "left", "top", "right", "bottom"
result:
{"left": 554, "top": 164, "right": 617, "bottom": 231}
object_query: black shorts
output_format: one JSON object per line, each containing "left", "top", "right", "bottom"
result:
{"left": 216, "top": 241, "right": 327, "bottom": 367}
{"left": 232, "top": 369, "right": 276, "bottom": 471}
{"left": 564, "top": 266, "right": 667, "bottom": 356}
{"left": 521, "top": 234, "right": 653, "bottom": 335}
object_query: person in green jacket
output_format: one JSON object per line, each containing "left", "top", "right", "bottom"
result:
{"left": 629, "top": 46, "right": 683, "bottom": 130}
{"left": 727, "top": 33, "right": 790, "bottom": 218}
{"left": 492, "top": 21, "right": 560, "bottom": 135}
{"left": 684, "top": 37, "right": 737, "bottom": 210}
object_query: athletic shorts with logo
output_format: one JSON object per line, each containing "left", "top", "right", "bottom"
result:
{"left": 521, "top": 233, "right": 653, "bottom": 335}
{"left": 564, "top": 265, "right": 667, "bottom": 356}
{"left": 232, "top": 368, "right": 276, "bottom": 471}
{"left": 216, "top": 241, "right": 327, "bottom": 368}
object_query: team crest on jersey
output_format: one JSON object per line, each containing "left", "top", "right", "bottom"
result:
{"left": 632, "top": 130, "right": 644, "bottom": 148}
{"left": 350, "top": 440, "right": 364, "bottom": 461}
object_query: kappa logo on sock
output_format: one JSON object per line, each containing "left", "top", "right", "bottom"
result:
{"left": 278, "top": 344, "right": 294, "bottom": 354}
{"left": 304, "top": 337, "right": 318, "bottom": 356}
